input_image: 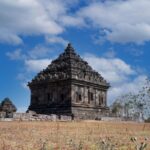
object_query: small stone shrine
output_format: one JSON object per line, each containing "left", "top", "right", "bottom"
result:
{"left": 28, "top": 43, "right": 110, "bottom": 119}
{"left": 0, "top": 98, "right": 17, "bottom": 118}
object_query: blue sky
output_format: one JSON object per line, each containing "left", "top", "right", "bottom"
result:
{"left": 0, "top": 0, "right": 150, "bottom": 112}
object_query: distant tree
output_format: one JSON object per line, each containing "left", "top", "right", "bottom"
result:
{"left": 111, "top": 102, "right": 123, "bottom": 117}
{"left": 111, "top": 77, "right": 150, "bottom": 121}
{"left": 124, "top": 102, "right": 130, "bottom": 118}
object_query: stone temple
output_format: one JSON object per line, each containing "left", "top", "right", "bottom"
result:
{"left": 28, "top": 43, "right": 110, "bottom": 119}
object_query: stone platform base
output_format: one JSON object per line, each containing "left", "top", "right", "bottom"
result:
{"left": 72, "top": 106, "right": 109, "bottom": 120}
{"left": 28, "top": 105, "right": 109, "bottom": 120}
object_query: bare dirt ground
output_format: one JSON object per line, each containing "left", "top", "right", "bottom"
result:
{"left": 0, "top": 121, "right": 150, "bottom": 150}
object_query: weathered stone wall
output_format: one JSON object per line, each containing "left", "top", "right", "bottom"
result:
{"left": 28, "top": 81, "right": 109, "bottom": 120}
{"left": 71, "top": 84, "right": 107, "bottom": 107}
{"left": 30, "top": 83, "right": 71, "bottom": 107}
{"left": 28, "top": 81, "right": 72, "bottom": 115}
{"left": 72, "top": 106, "right": 109, "bottom": 120}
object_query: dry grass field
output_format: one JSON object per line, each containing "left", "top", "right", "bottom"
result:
{"left": 0, "top": 121, "right": 150, "bottom": 150}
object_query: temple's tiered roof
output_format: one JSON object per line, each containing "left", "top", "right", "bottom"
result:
{"left": 29, "top": 43, "right": 109, "bottom": 86}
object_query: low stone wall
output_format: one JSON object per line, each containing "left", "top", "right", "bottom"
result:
{"left": 0, "top": 112, "right": 6, "bottom": 118}
{"left": 0, "top": 112, "right": 124, "bottom": 122}
{"left": 101, "top": 117, "right": 122, "bottom": 121}
{"left": 0, "top": 118, "right": 13, "bottom": 121}
{"left": 12, "top": 112, "right": 72, "bottom": 121}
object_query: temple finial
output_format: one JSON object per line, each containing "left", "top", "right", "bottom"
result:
{"left": 65, "top": 42, "right": 75, "bottom": 53}
{"left": 68, "top": 42, "right": 72, "bottom": 47}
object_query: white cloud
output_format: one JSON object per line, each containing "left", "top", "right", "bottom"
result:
{"left": 6, "top": 45, "right": 52, "bottom": 61}
{"left": 0, "top": 31, "right": 23, "bottom": 45}
{"left": 61, "top": 15, "right": 85, "bottom": 27}
{"left": 0, "top": 0, "right": 88, "bottom": 45}
{"left": 84, "top": 54, "right": 135, "bottom": 84}
{"left": 1, "top": 0, "right": 150, "bottom": 44}
{"left": 103, "top": 49, "right": 116, "bottom": 58}
{"left": 0, "top": 0, "right": 68, "bottom": 44}
{"left": 46, "top": 36, "right": 68, "bottom": 46}
{"left": 28, "top": 45, "right": 52, "bottom": 59}
{"left": 6, "top": 49, "right": 26, "bottom": 60}
{"left": 25, "top": 59, "right": 52, "bottom": 72}
{"left": 79, "top": 0, "right": 150, "bottom": 44}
